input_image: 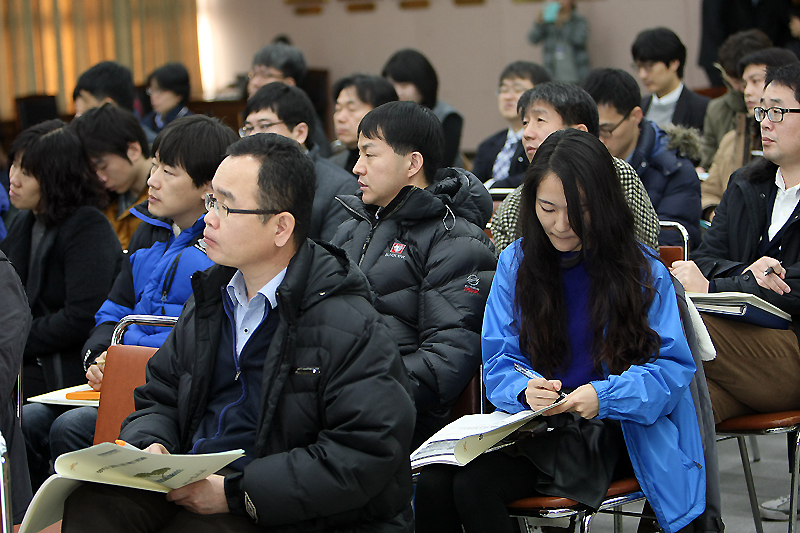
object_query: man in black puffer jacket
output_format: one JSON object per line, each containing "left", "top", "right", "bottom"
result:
{"left": 61, "top": 134, "right": 416, "bottom": 532}
{"left": 333, "top": 101, "right": 497, "bottom": 447}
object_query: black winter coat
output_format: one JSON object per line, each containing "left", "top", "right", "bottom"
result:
{"left": 333, "top": 169, "right": 497, "bottom": 445}
{"left": 120, "top": 240, "right": 416, "bottom": 532}
{"left": 0, "top": 251, "right": 32, "bottom": 523}
{"left": 692, "top": 158, "right": 800, "bottom": 339}
{"left": 0, "top": 207, "right": 121, "bottom": 395}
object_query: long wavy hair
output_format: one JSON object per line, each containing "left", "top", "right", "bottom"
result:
{"left": 515, "top": 129, "right": 660, "bottom": 377}
{"left": 9, "top": 120, "right": 106, "bottom": 227}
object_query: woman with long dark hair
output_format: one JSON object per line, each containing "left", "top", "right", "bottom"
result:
{"left": 415, "top": 129, "right": 705, "bottom": 533}
{"left": 0, "top": 120, "right": 121, "bottom": 398}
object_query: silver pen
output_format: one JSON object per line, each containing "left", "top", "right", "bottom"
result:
{"left": 513, "top": 363, "right": 568, "bottom": 403}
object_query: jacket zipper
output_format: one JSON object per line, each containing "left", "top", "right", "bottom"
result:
{"left": 161, "top": 251, "right": 185, "bottom": 314}
{"left": 339, "top": 194, "right": 412, "bottom": 265}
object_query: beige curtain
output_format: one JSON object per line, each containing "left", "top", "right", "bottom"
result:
{"left": 0, "top": 0, "right": 202, "bottom": 121}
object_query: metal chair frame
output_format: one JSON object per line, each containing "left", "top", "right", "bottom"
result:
{"left": 111, "top": 314, "right": 179, "bottom": 346}
{"left": 659, "top": 221, "right": 690, "bottom": 261}
{"left": 716, "top": 414, "right": 800, "bottom": 533}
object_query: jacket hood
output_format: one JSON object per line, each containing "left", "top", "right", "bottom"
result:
{"left": 631, "top": 119, "right": 698, "bottom": 176}
{"left": 337, "top": 167, "right": 493, "bottom": 230}
{"left": 191, "top": 240, "right": 372, "bottom": 320}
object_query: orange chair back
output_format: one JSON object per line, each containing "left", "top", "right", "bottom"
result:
{"left": 92, "top": 345, "right": 158, "bottom": 445}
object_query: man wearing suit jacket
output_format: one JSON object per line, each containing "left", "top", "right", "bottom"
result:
{"left": 632, "top": 27, "right": 710, "bottom": 132}
{"left": 472, "top": 62, "right": 551, "bottom": 188}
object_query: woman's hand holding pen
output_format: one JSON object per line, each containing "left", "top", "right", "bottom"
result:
{"left": 524, "top": 377, "right": 563, "bottom": 411}
{"left": 745, "top": 256, "right": 789, "bottom": 295}
{"left": 547, "top": 384, "right": 599, "bottom": 419}
{"left": 86, "top": 351, "right": 106, "bottom": 391}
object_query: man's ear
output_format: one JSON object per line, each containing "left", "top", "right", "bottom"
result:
{"left": 101, "top": 97, "right": 117, "bottom": 106}
{"left": 126, "top": 142, "right": 144, "bottom": 163}
{"left": 198, "top": 181, "right": 213, "bottom": 201}
{"left": 572, "top": 124, "right": 589, "bottom": 133}
{"left": 290, "top": 122, "right": 309, "bottom": 146}
{"left": 631, "top": 106, "right": 644, "bottom": 126}
{"left": 668, "top": 59, "right": 681, "bottom": 75}
{"left": 273, "top": 212, "right": 296, "bottom": 248}
{"left": 407, "top": 151, "right": 425, "bottom": 181}
{"left": 283, "top": 77, "right": 297, "bottom": 87}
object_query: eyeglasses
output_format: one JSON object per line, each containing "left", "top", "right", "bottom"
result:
{"left": 146, "top": 87, "right": 165, "bottom": 96}
{"left": 631, "top": 61, "right": 656, "bottom": 72}
{"left": 599, "top": 111, "right": 632, "bottom": 139}
{"left": 205, "top": 193, "right": 278, "bottom": 218}
{"left": 754, "top": 106, "right": 800, "bottom": 123}
{"left": 497, "top": 83, "right": 532, "bottom": 95}
{"left": 239, "top": 121, "right": 285, "bottom": 138}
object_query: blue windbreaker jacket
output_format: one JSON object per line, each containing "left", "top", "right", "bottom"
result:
{"left": 482, "top": 241, "right": 706, "bottom": 533}
{"left": 92, "top": 210, "right": 213, "bottom": 349}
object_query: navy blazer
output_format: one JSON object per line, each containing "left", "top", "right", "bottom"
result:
{"left": 471, "top": 129, "right": 529, "bottom": 188}
{"left": 641, "top": 87, "right": 710, "bottom": 132}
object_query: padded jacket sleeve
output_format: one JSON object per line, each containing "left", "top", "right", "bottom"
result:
{"left": 401, "top": 221, "right": 497, "bottom": 411}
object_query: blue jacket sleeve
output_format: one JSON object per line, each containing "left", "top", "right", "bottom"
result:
{"left": 592, "top": 259, "right": 696, "bottom": 425}
{"left": 482, "top": 241, "right": 534, "bottom": 414}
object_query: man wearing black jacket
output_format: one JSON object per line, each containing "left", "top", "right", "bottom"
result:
{"left": 333, "top": 101, "right": 497, "bottom": 447}
{"left": 62, "top": 134, "right": 416, "bottom": 532}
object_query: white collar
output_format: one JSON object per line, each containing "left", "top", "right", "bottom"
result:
{"left": 651, "top": 83, "right": 684, "bottom": 105}
{"left": 226, "top": 268, "right": 287, "bottom": 309}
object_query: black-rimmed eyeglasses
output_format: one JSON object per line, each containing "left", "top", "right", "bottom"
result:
{"left": 205, "top": 193, "right": 278, "bottom": 218}
{"left": 754, "top": 106, "right": 800, "bottom": 123}
{"left": 599, "top": 110, "right": 632, "bottom": 139}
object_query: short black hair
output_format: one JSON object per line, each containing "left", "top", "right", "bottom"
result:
{"left": 358, "top": 101, "right": 444, "bottom": 184}
{"left": 739, "top": 48, "right": 799, "bottom": 78}
{"left": 251, "top": 43, "right": 308, "bottom": 84}
{"left": 499, "top": 61, "right": 552, "bottom": 86}
{"left": 717, "top": 29, "right": 772, "bottom": 79}
{"left": 244, "top": 82, "right": 317, "bottom": 150}
{"left": 72, "top": 61, "right": 135, "bottom": 111}
{"left": 10, "top": 120, "right": 106, "bottom": 226}
{"left": 382, "top": 49, "right": 438, "bottom": 109}
{"left": 153, "top": 115, "right": 238, "bottom": 188}
{"left": 631, "top": 27, "right": 687, "bottom": 79}
{"left": 765, "top": 63, "right": 800, "bottom": 107}
{"left": 517, "top": 82, "right": 600, "bottom": 138}
{"left": 581, "top": 68, "right": 641, "bottom": 116}
{"left": 70, "top": 103, "right": 151, "bottom": 160}
{"left": 147, "top": 63, "right": 191, "bottom": 107}
{"left": 332, "top": 74, "right": 398, "bottom": 108}
{"left": 225, "top": 133, "right": 315, "bottom": 245}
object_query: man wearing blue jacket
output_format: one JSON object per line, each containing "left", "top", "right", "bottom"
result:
{"left": 23, "top": 115, "right": 239, "bottom": 490}
{"left": 582, "top": 68, "right": 702, "bottom": 249}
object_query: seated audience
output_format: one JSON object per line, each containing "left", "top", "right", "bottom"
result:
{"left": 699, "top": 29, "right": 772, "bottom": 171}
{"left": 247, "top": 42, "right": 331, "bottom": 157}
{"left": 141, "top": 63, "right": 194, "bottom": 134}
{"left": 473, "top": 61, "right": 551, "bottom": 188}
{"left": 0, "top": 250, "right": 32, "bottom": 523}
{"left": 415, "top": 129, "right": 705, "bottom": 533}
{"left": 672, "top": 61, "right": 800, "bottom": 524}
{"left": 632, "top": 27, "right": 710, "bottom": 132}
{"left": 527, "top": 0, "right": 589, "bottom": 84}
{"left": 0, "top": 120, "right": 121, "bottom": 399}
{"left": 61, "top": 133, "right": 416, "bottom": 532}
{"left": 242, "top": 82, "right": 357, "bottom": 241}
{"left": 71, "top": 104, "right": 154, "bottom": 250}
{"left": 582, "top": 68, "right": 702, "bottom": 248}
{"left": 672, "top": 63, "right": 800, "bottom": 423}
{"left": 703, "top": 48, "right": 799, "bottom": 219}
{"left": 23, "top": 116, "right": 238, "bottom": 491}
{"left": 330, "top": 74, "right": 398, "bottom": 176}
{"left": 332, "top": 101, "right": 497, "bottom": 446}
{"left": 489, "top": 83, "right": 660, "bottom": 253}
{"left": 382, "top": 49, "right": 464, "bottom": 167}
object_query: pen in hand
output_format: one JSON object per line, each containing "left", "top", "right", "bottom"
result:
{"left": 513, "top": 363, "right": 568, "bottom": 403}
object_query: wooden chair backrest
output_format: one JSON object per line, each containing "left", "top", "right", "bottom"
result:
{"left": 93, "top": 345, "right": 158, "bottom": 445}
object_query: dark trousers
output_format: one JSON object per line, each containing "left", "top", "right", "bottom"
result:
{"left": 62, "top": 482, "right": 264, "bottom": 533}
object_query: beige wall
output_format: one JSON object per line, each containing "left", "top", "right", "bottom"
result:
{"left": 198, "top": 0, "right": 705, "bottom": 151}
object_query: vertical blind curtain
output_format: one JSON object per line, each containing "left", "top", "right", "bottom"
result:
{"left": 0, "top": 0, "right": 202, "bottom": 121}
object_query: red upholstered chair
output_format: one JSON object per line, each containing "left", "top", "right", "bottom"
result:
{"left": 659, "top": 221, "right": 689, "bottom": 268}
{"left": 716, "top": 411, "right": 800, "bottom": 533}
